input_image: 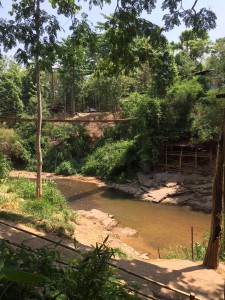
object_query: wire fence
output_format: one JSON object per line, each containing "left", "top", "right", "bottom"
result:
{"left": 0, "top": 220, "right": 202, "bottom": 300}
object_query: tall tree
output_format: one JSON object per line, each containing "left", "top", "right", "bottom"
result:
{"left": 0, "top": 0, "right": 217, "bottom": 198}
{"left": 0, "top": 0, "right": 78, "bottom": 197}
{"left": 203, "top": 110, "right": 225, "bottom": 269}
{"left": 58, "top": 17, "right": 94, "bottom": 114}
{"left": 206, "top": 38, "right": 225, "bottom": 87}
{"left": 172, "top": 29, "right": 211, "bottom": 76}
{"left": 0, "top": 56, "right": 24, "bottom": 117}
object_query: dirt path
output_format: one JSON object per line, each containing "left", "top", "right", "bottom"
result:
{"left": 0, "top": 219, "right": 224, "bottom": 300}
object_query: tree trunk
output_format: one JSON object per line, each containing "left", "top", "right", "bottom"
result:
{"left": 35, "top": 0, "right": 42, "bottom": 198}
{"left": 70, "top": 84, "right": 75, "bottom": 114}
{"left": 203, "top": 109, "right": 225, "bottom": 268}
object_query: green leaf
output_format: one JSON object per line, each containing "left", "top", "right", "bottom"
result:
{"left": 0, "top": 268, "right": 49, "bottom": 284}
{"left": 0, "top": 258, "right": 4, "bottom": 270}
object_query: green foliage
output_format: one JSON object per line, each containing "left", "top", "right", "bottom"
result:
{"left": 82, "top": 139, "right": 137, "bottom": 180}
{"left": 0, "top": 151, "right": 11, "bottom": 179}
{"left": 0, "top": 262, "right": 49, "bottom": 284}
{"left": 55, "top": 161, "right": 76, "bottom": 176}
{"left": 133, "top": 95, "right": 163, "bottom": 165}
{"left": 83, "top": 93, "right": 164, "bottom": 176}
{"left": 0, "top": 239, "right": 140, "bottom": 300}
{"left": 69, "top": 238, "right": 137, "bottom": 299}
{"left": 150, "top": 49, "right": 177, "bottom": 98}
{"left": 120, "top": 93, "right": 164, "bottom": 167}
{"left": 82, "top": 75, "right": 131, "bottom": 113}
{"left": 179, "top": 30, "right": 210, "bottom": 62}
{"left": 206, "top": 38, "right": 225, "bottom": 87}
{"left": 172, "top": 29, "right": 211, "bottom": 78}
{"left": 97, "top": 12, "right": 166, "bottom": 75}
{"left": 5, "top": 178, "right": 76, "bottom": 235}
{"left": 174, "top": 51, "right": 195, "bottom": 79}
{"left": 119, "top": 92, "right": 143, "bottom": 118}
{"left": 0, "top": 57, "right": 24, "bottom": 117}
{"left": 162, "top": 77, "right": 204, "bottom": 141}
{"left": 0, "top": 128, "right": 30, "bottom": 167}
{"left": 190, "top": 89, "right": 225, "bottom": 142}
{"left": 58, "top": 36, "right": 90, "bottom": 113}
{"left": 163, "top": 231, "right": 225, "bottom": 262}
{"left": 14, "top": 122, "right": 90, "bottom": 174}
{"left": 43, "top": 123, "right": 90, "bottom": 174}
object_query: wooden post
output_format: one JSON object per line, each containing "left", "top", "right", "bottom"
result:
{"left": 224, "top": 280, "right": 225, "bottom": 300}
{"left": 195, "top": 148, "right": 198, "bottom": 173}
{"left": 179, "top": 147, "right": 183, "bottom": 172}
{"left": 64, "top": 93, "right": 67, "bottom": 113}
{"left": 165, "top": 144, "right": 168, "bottom": 171}
{"left": 158, "top": 247, "right": 161, "bottom": 259}
{"left": 190, "top": 292, "right": 195, "bottom": 299}
{"left": 35, "top": 0, "right": 42, "bottom": 198}
{"left": 191, "top": 227, "right": 194, "bottom": 261}
{"left": 223, "top": 165, "right": 225, "bottom": 252}
{"left": 210, "top": 145, "right": 213, "bottom": 172}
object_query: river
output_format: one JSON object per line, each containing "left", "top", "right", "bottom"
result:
{"left": 56, "top": 178, "right": 211, "bottom": 258}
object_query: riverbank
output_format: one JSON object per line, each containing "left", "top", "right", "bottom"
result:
{"left": 7, "top": 171, "right": 149, "bottom": 259}
{"left": 4, "top": 171, "right": 224, "bottom": 299}
{"left": 9, "top": 170, "right": 212, "bottom": 259}
{"left": 10, "top": 170, "right": 213, "bottom": 213}
{"left": 0, "top": 218, "right": 224, "bottom": 300}
{"left": 109, "top": 172, "right": 213, "bottom": 213}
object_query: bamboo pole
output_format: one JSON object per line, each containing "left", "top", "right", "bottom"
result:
{"left": 191, "top": 227, "right": 194, "bottom": 261}
{"left": 190, "top": 292, "right": 196, "bottom": 299}
{"left": 165, "top": 144, "right": 168, "bottom": 171}
{"left": 195, "top": 149, "right": 198, "bottom": 172}
{"left": 0, "top": 117, "right": 135, "bottom": 123}
{"left": 179, "top": 147, "right": 183, "bottom": 172}
{"left": 158, "top": 247, "right": 161, "bottom": 259}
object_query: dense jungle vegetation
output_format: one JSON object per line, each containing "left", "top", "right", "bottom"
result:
{"left": 0, "top": 0, "right": 224, "bottom": 184}
{"left": 0, "top": 0, "right": 225, "bottom": 295}
{"left": 0, "top": 33, "right": 225, "bottom": 181}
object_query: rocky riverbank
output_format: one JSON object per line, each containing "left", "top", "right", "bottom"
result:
{"left": 10, "top": 170, "right": 213, "bottom": 212}
{"left": 108, "top": 172, "right": 213, "bottom": 213}
{"left": 76, "top": 208, "right": 150, "bottom": 260}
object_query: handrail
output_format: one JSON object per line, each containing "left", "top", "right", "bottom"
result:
{"left": 0, "top": 117, "right": 136, "bottom": 123}
{"left": 0, "top": 220, "right": 202, "bottom": 299}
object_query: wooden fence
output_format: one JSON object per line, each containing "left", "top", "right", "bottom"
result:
{"left": 156, "top": 143, "right": 217, "bottom": 175}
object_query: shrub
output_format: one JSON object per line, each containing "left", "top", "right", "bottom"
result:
{"left": 190, "top": 88, "right": 225, "bottom": 142}
{"left": 82, "top": 139, "right": 137, "bottom": 180}
{"left": 6, "top": 178, "right": 76, "bottom": 234}
{"left": 119, "top": 93, "right": 164, "bottom": 168}
{"left": 162, "top": 77, "right": 204, "bottom": 141}
{"left": 0, "top": 239, "right": 140, "bottom": 299}
{"left": 0, "top": 151, "right": 11, "bottom": 179}
{"left": 0, "top": 128, "right": 30, "bottom": 166}
{"left": 43, "top": 123, "right": 90, "bottom": 174}
{"left": 55, "top": 160, "right": 76, "bottom": 176}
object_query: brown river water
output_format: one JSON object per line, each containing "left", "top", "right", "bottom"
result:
{"left": 56, "top": 178, "right": 211, "bottom": 258}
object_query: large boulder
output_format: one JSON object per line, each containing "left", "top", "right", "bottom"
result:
{"left": 112, "top": 227, "right": 138, "bottom": 237}
{"left": 78, "top": 209, "right": 118, "bottom": 230}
